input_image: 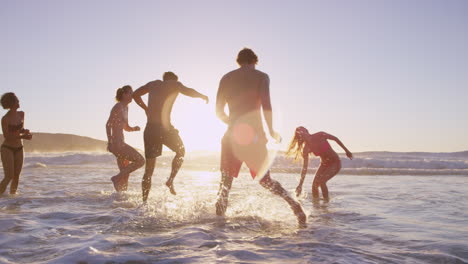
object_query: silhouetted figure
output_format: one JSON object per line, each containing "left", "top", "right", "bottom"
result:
{"left": 287, "top": 127, "right": 353, "bottom": 200}
{"left": 106, "top": 86, "right": 145, "bottom": 192}
{"left": 133, "top": 72, "right": 208, "bottom": 201}
{"left": 1, "top": 93, "right": 32, "bottom": 195}
{"left": 215, "top": 48, "right": 306, "bottom": 226}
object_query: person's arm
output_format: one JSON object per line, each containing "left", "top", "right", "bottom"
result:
{"left": 179, "top": 83, "right": 209, "bottom": 103}
{"left": 123, "top": 108, "right": 140, "bottom": 132}
{"left": 1, "top": 117, "right": 12, "bottom": 140}
{"left": 323, "top": 132, "right": 353, "bottom": 159}
{"left": 296, "top": 152, "right": 309, "bottom": 197}
{"left": 215, "top": 78, "right": 229, "bottom": 125}
{"left": 132, "top": 82, "right": 154, "bottom": 113}
{"left": 105, "top": 105, "right": 120, "bottom": 151}
{"left": 260, "top": 75, "right": 281, "bottom": 142}
{"left": 19, "top": 112, "right": 32, "bottom": 140}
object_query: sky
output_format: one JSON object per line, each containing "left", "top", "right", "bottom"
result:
{"left": 2, "top": 0, "right": 467, "bottom": 152}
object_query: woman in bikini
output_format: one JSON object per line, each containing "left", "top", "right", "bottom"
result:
{"left": 1, "top": 93, "right": 33, "bottom": 195}
{"left": 287, "top": 127, "right": 353, "bottom": 200}
{"left": 106, "top": 85, "right": 145, "bottom": 192}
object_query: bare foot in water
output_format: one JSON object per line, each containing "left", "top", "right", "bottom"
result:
{"left": 165, "top": 180, "right": 176, "bottom": 195}
{"left": 111, "top": 175, "right": 124, "bottom": 192}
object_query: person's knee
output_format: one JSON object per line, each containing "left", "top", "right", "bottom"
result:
{"left": 312, "top": 180, "right": 321, "bottom": 188}
{"left": 136, "top": 156, "right": 145, "bottom": 168}
{"left": 176, "top": 147, "right": 185, "bottom": 158}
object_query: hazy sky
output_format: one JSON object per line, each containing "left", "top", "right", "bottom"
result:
{"left": 2, "top": 0, "right": 467, "bottom": 152}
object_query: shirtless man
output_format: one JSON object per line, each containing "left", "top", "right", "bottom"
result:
{"left": 215, "top": 48, "right": 306, "bottom": 226}
{"left": 133, "top": 72, "right": 209, "bottom": 202}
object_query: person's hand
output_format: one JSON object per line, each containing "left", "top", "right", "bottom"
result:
{"left": 295, "top": 185, "right": 302, "bottom": 197}
{"left": 270, "top": 130, "right": 282, "bottom": 143}
{"left": 202, "top": 95, "right": 209, "bottom": 104}
{"left": 23, "top": 133, "right": 32, "bottom": 140}
{"left": 133, "top": 126, "right": 141, "bottom": 132}
{"left": 23, "top": 129, "right": 30, "bottom": 134}
{"left": 346, "top": 151, "right": 353, "bottom": 160}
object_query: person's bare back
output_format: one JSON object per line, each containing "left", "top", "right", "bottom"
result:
{"left": 217, "top": 67, "right": 270, "bottom": 134}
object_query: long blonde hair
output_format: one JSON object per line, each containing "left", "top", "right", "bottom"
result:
{"left": 286, "top": 126, "right": 309, "bottom": 160}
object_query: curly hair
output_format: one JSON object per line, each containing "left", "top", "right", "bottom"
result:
{"left": 1, "top": 92, "right": 18, "bottom": 109}
{"left": 236, "top": 48, "right": 258, "bottom": 65}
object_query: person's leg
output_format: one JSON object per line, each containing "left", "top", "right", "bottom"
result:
{"left": 215, "top": 166, "right": 237, "bottom": 216}
{"left": 115, "top": 158, "right": 130, "bottom": 191}
{"left": 163, "top": 128, "right": 185, "bottom": 195}
{"left": 259, "top": 172, "right": 306, "bottom": 226}
{"left": 142, "top": 157, "right": 156, "bottom": 202}
{"left": 111, "top": 144, "right": 145, "bottom": 192}
{"left": 319, "top": 160, "right": 341, "bottom": 199}
{"left": 312, "top": 164, "right": 328, "bottom": 199}
{"left": 216, "top": 137, "right": 241, "bottom": 216}
{"left": 10, "top": 148, "right": 24, "bottom": 194}
{"left": 142, "top": 123, "right": 162, "bottom": 202}
{"left": 0, "top": 147, "right": 14, "bottom": 195}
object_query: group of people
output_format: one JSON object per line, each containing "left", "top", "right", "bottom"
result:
{"left": 1, "top": 48, "right": 353, "bottom": 226}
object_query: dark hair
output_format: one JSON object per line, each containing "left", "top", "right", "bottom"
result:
{"left": 286, "top": 126, "right": 310, "bottom": 160}
{"left": 236, "top": 48, "right": 258, "bottom": 65}
{"left": 163, "top": 72, "right": 178, "bottom": 81}
{"left": 1, "top": 92, "right": 18, "bottom": 110}
{"left": 115, "top": 85, "right": 132, "bottom": 102}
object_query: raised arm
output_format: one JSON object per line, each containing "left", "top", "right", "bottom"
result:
{"left": 179, "top": 83, "right": 209, "bottom": 103}
{"left": 215, "top": 77, "right": 229, "bottom": 125}
{"left": 323, "top": 132, "right": 353, "bottom": 159}
{"left": 260, "top": 75, "right": 281, "bottom": 142}
{"left": 296, "top": 151, "right": 309, "bottom": 197}
{"left": 132, "top": 82, "right": 153, "bottom": 113}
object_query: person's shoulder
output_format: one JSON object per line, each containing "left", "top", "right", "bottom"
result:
{"left": 147, "top": 80, "right": 163, "bottom": 88}
{"left": 222, "top": 69, "right": 238, "bottom": 79}
{"left": 254, "top": 69, "right": 269, "bottom": 78}
{"left": 112, "top": 102, "right": 124, "bottom": 111}
{"left": 18, "top": 111, "right": 25, "bottom": 117}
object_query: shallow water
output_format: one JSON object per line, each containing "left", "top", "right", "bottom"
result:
{"left": 0, "top": 162, "right": 467, "bottom": 263}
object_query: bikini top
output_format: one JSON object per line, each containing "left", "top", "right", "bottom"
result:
{"left": 305, "top": 133, "right": 332, "bottom": 156}
{"left": 8, "top": 122, "right": 24, "bottom": 132}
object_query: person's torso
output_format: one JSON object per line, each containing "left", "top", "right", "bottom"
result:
{"left": 2, "top": 112, "right": 24, "bottom": 147}
{"left": 110, "top": 104, "right": 127, "bottom": 144}
{"left": 147, "top": 80, "right": 180, "bottom": 125}
{"left": 305, "top": 133, "right": 335, "bottom": 158}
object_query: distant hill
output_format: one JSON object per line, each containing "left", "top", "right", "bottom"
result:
{"left": 0, "top": 133, "right": 107, "bottom": 152}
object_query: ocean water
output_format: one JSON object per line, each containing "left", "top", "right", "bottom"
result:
{"left": 0, "top": 152, "right": 467, "bottom": 264}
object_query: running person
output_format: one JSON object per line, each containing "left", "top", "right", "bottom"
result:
{"left": 216, "top": 48, "right": 306, "bottom": 226}
{"left": 132, "top": 72, "right": 208, "bottom": 201}
{"left": 1, "top": 93, "right": 32, "bottom": 195}
{"left": 287, "top": 127, "right": 353, "bottom": 200}
{"left": 106, "top": 85, "right": 145, "bottom": 192}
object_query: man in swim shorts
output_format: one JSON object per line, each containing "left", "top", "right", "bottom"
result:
{"left": 215, "top": 48, "right": 306, "bottom": 226}
{"left": 133, "top": 72, "right": 208, "bottom": 201}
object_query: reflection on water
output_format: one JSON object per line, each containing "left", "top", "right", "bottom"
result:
{"left": 0, "top": 165, "right": 467, "bottom": 263}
